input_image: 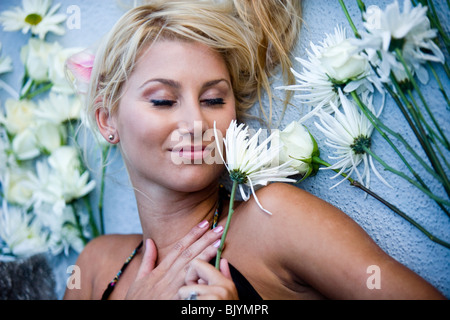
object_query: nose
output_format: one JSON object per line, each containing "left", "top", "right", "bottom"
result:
{"left": 177, "top": 98, "right": 209, "bottom": 137}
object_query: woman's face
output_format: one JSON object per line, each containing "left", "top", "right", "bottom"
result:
{"left": 111, "top": 40, "right": 236, "bottom": 192}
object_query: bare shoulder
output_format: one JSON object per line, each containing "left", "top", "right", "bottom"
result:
{"left": 252, "top": 182, "right": 350, "bottom": 225}
{"left": 63, "top": 233, "right": 142, "bottom": 300}
{"left": 250, "top": 182, "right": 379, "bottom": 260}
{"left": 242, "top": 183, "right": 444, "bottom": 299}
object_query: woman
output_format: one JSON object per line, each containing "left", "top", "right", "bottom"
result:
{"left": 64, "top": 0, "right": 444, "bottom": 300}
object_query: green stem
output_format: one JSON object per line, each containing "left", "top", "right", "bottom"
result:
{"left": 215, "top": 180, "right": 238, "bottom": 269}
{"left": 407, "top": 88, "right": 449, "bottom": 150}
{"left": 83, "top": 196, "right": 100, "bottom": 238}
{"left": 351, "top": 180, "right": 450, "bottom": 249}
{"left": 98, "top": 145, "right": 109, "bottom": 235}
{"left": 395, "top": 49, "right": 450, "bottom": 150}
{"left": 70, "top": 201, "right": 90, "bottom": 245}
{"left": 311, "top": 156, "right": 450, "bottom": 249}
{"left": 19, "top": 82, "right": 53, "bottom": 100}
{"left": 362, "top": 146, "right": 450, "bottom": 206}
{"left": 426, "top": 0, "right": 450, "bottom": 53}
{"left": 390, "top": 74, "right": 450, "bottom": 198}
{"left": 407, "top": 90, "right": 450, "bottom": 170}
{"left": 338, "top": 0, "right": 360, "bottom": 38}
{"left": 427, "top": 62, "right": 450, "bottom": 108}
{"left": 351, "top": 92, "right": 450, "bottom": 217}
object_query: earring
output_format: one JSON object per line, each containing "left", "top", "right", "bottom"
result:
{"left": 108, "top": 134, "right": 114, "bottom": 141}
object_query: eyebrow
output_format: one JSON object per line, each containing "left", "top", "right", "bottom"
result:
{"left": 139, "top": 78, "right": 181, "bottom": 90}
{"left": 202, "top": 79, "right": 231, "bottom": 89}
{"left": 139, "top": 78, "right": 231, "bottom": 90}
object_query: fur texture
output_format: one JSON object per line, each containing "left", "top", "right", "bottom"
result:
{"left": 0, "top": 254, "right": 56, "bottom": 300}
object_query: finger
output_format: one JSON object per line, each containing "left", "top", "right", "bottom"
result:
{"left": 187, "top": 235, "right": 223, "bottom": 265}
{"left": 177, "top": 284, "right": 224, "bottom": 300}
{"left": 158, "top": 220, "right": 212, "bottom": 270}
{"left": 185, "top": 259, "right": 225, "bottom": 286}
{"left": 219, "top": 258, "right": 232, "bottom": 280}
{"left": 168, "top": 225, "right": 224, "bottom": 273}
{"left": 135, "top": 238, "right": 157, "bottom": 281}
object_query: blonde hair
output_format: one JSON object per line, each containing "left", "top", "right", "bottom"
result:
{"left": 86, "top": 0, "right": 302, "bottom": 129}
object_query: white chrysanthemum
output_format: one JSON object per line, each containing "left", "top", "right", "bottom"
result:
{"left": 35, "top": 93, "right": 82, "bottom": 124}
{"left": 33, "top": 201, "right": 85, "bottom": 256}
{"left": 314, "top": 90, "right": 390, "bottom": 189}
{"left": 214, "top": 120, "right": 298, "bottom": 214}
{"left": 0, "top": 0, "right": 66, "bottom": 40}
{"left": 0, "top": 201, "right": 49, "bottom": 258}
{"left": 25, "top": 147, "right": 96, "bottom": 205}
{"left": 354, "top": 0, "right": 444, "bottom": 84}
{"left": 278, "top": 26, "right": 376, "bottom": 122}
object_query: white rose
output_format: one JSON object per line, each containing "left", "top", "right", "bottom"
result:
{"left": 20, "top": 38, "right": 61, "bottom": 82}
{"left": 319, "top": 39, "right": 368, "bottom": 82}
{"left": 3, "top": 166, "right": 35, "bottom": 206}
{"left": 0, "top": 98, "right": 37, "bottom": 135}
{"left": 278, "top": 121, "right": 319, "bottom": 176}
{"left": 12, "top": 129, "right": 40, "bottom": 160}
{"left": 35, "top": 122, "right": 65, "bottom": 153}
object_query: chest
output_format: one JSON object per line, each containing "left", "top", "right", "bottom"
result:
{"left": 92, "top": 252, "right": 142, "bottom": 300}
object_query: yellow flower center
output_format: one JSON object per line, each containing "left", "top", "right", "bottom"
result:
{"left": 25, "top": 13, "right": 43, "bottom": 26}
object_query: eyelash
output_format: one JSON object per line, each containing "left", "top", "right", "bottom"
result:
{"left": 150, "top": 98, "right": 225, "bottom": 107}
{"left": 201, "top": 98, "right": 225, "bottom": 106}
{"left": 150, "top": 99, "right": 176, "bottom": 107}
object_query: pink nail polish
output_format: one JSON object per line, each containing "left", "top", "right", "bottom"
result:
{"left": 213, "top": 225, "right": 223, "bottom": 233}
{"left": 197, "top": 220, "right": 209, "bottom": 228}
{"left": 213, "top": 239, "right": 221, "bottom": 248}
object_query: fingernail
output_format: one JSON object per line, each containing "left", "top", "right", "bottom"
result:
{"left": 213, "top": 225, "right": 223, "bottom": 233}
{"left": 213, "top": 239, "right": 221, "bottom": 248}
{"left": 197, "top": 220, "right": 209, "bottom": 228}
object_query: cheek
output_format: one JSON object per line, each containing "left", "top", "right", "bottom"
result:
{"left": 205, "top": 98, "right": 236, "bottom": 131}
{"left": 116, "top": 111, "right": 168, "bottom": 158}
{"left": 216, "top": 104, "right": 236, "bottom": 135}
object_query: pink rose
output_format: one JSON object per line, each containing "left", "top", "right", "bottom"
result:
{"left": 66, "top": 50, "right": 95, "bottom": 94}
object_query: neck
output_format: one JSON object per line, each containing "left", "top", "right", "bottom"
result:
{"left": 133, "top": 181, "right": 220, "bottom": 261}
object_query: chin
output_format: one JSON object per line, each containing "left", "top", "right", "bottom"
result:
{"left": 168, "top": 163, "right": 224, "bottom": 192}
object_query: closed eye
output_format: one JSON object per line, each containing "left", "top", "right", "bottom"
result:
{"left": 201, "top": 98, "right": 225, "bottom": 106}
{"left": 150, "top": 99, "right": 176, "bottom": 107}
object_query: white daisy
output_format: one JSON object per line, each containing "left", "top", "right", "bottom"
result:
{"left": 314, "top": 89, "right": 390, "bottom": 189}
{"left": 0, "top": 0, "right": 66, "bottom": 40}
{"left": 214, "top": 120, "right": 298, "bottom": 215}
{"left": 278, "top": 26, "right": 375, "bottom": 122}
{"left": 354, "top": 0, "right": 444, "bottom": 84}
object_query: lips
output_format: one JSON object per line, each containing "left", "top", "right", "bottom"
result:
{"left": 169, "top": 145, "right": 209, "bottom": 160}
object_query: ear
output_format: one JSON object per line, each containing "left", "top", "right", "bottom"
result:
{"left": 95, "top": 107, "right": 119, "bottom": 144}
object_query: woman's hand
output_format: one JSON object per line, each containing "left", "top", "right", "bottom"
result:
{"left": 177, "top": 258, "right": 239, "bottom": 300}
{"left": 125, "top": 221, "right": 224, "bottom": 300}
